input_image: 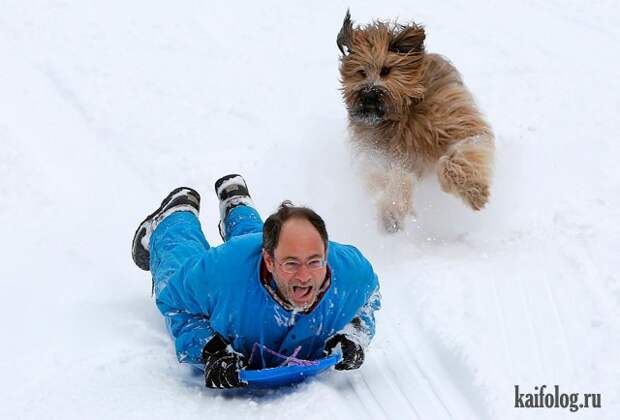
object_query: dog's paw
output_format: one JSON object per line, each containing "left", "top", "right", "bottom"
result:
{"left": 382, "top": 210, "right": 402, "bottom": 233}
{"left": 461, "top": 181, "right": 490, "bottom": 211}
{"left": 437, "top": 154, "right": 490, "bottom": 211}
{"left": 379, "top": 203, "right": 412, "bottom": 233}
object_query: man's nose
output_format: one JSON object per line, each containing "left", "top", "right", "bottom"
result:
{"left": 295, "top": 264, "right": 313, "bottom": 281}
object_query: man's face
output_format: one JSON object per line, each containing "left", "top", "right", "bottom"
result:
{"left": 263, "top": 217, "right": 327, "bottom": 310}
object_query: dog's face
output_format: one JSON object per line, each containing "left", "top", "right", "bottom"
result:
{"left": 337, "top": 11, "right": 427, "bottom": 126}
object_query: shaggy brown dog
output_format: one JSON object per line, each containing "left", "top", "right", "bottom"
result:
{"left": 337, "top": 11, "right": 494, "bottom": 232}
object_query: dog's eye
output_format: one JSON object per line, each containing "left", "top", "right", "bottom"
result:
{"left": 357, "top": 69, "right": 367, "bottom": 78}
{"left": 380, "top": 67, "right": 391, "bottom": 77}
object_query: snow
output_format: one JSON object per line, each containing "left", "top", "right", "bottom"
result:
{"left": 1, "top": 1, "right": 619, "bottom": 419}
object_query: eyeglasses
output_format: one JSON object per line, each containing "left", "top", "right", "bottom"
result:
{"left": 277, "top": 257, "right": 327, "bottom": 274}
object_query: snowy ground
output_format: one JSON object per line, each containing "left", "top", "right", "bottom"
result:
{"left": 1, "top": 1, "right": 619, "bottom": 419}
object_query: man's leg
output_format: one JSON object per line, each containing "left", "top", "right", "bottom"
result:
{"left": 221, "top": 205, "right": 263, "bottom": 240}
{"left": 149, "top": 212, "right": 210, "bottom": 295}
{"left": 131, "top": 187, "right": 209, "bottom": 294}
{"left": 215, "top": 174, "right": 263, "bottom": 241}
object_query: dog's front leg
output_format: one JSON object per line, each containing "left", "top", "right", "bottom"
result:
{"left": 436, "top": 133, "right": 494, "bottom": 210}
{"left": 372, "top": 162, "right": 416, "bottom": 233}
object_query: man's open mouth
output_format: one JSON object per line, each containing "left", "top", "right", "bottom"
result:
{"left": 292, "top": 285, "right": 313, "bottom": 301}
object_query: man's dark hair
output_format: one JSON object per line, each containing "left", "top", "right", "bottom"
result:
{"left": 263, "top": 200, "right": 328, "bottom": 256}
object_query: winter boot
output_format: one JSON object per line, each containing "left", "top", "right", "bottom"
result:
{"left": 214, "top": 174, "right": 255, "bottom": 240}
{"left": 131, "top": 187, "right": 200, "bottom": 271}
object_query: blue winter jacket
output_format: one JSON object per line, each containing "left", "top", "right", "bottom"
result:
{"left": 149, "top": 206, "right": 380, "bottom": 368}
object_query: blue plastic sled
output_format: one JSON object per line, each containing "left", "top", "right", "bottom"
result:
{"left": 239, "top": 353, "right": 342, "bottom": 387}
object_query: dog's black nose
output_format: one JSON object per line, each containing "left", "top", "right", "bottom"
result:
{"left": 360, "top": 89, "right": 384, "bottom": 115}
{"left": 361, "top": 89, "right": 380, "bottom": 107}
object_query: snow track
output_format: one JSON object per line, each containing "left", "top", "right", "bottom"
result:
{"left": 1, "top": 1, "right": 619, "bottom": 419}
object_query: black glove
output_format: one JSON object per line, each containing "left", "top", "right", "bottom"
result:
{"left": 202, "top": 334, "right": 247, "bottom": 389}
{"left": 325, "top": 334, "right": 365, "bottom": 371}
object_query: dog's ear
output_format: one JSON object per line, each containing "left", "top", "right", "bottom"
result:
{"left": 390, "top": 24, "right": 425, "bottom": 54}
{"left": 337, "top": 9, "right": 353, "bottom": 55}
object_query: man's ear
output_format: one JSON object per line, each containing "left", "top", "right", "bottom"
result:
{"left": 263, "top": 249, "right": 274, "bottom": 273}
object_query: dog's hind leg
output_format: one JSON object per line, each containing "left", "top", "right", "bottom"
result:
{"left": 436, "top": 134, "right": 494, "bottom": 210}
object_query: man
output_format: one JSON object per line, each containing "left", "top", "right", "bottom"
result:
{"left": 131, "top": 174, "right": 381, "bottom": 388}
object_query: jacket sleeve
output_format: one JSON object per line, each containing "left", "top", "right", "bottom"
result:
{"left": 330, "top": 244, "right": 382, "bottom": 348}
{"left": 157, "top": 292, "right": 215, "bottom": 364}
{"left": 339, "top": 283, "right": 381, "bottom": 348}
{"left": 155, "top": 255, "right": 218, "bottom": 365}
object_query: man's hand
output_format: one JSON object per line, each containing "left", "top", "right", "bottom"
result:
{"left": 202, "top": 334, "right": 247, "bottom": 389}
{"left": 325, "top": 334, "right": 365, "bottom": 371}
